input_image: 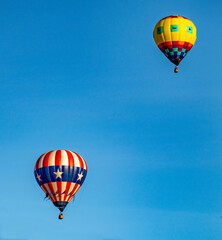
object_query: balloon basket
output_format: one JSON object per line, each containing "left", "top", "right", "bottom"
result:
{"left": 174, "top": 66, "right": 178, "bottom": 73}
{"left": 59, "top": 212, "right": 63, "bottom": 220}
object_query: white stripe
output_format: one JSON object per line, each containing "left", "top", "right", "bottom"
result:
{"left": 43, "top": 183, "right": 56, "bottom": 202}
{"left": 67, "top": 183, "right": 81, "bottom": 203}
{"left": 48, "top": 151, "right": 56, "bottom": 166}
{"left": 65, "top": 182, "right": 75, "bottom": 201}
{"left": 38, "top": 153, "right": 47, "bottom": 169}
{"left": 60, "top": 182, "right": 67, "bottom": 201}
{"left": 68, "top": 182, "right": 76, "bottom": 194}
{"left": 40, "top": 185, "right": 47, "bottom": 195}
{"left": 73, "top": 184, "right": 81, "bottom": 196}
{"left": 64, "top": 182, "right": 73, "bottom": 202}
{"left": 70, "top": 152, "right": 80, "bottom": 168}
{"left": 61, "top": 150, "right": 69, "bottom": 166}
{"left": 81, "top": 156, "right": 87, "bottom": 170}
{"left": 51, "top": 182, "right": 59, "bottom": 202}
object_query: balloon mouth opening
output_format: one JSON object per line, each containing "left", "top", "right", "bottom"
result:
{"left": 171, "top": 58, "right": 181, "bottom": 66}
{"left": 53, "top": 201, "right": 68, "bottom": 212}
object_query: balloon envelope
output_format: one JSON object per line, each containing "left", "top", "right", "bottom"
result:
{"left": 34, "top": 150, "right": 87, "bottom": 213}
{"left": 153, "top": 15, "right": 197, "bottom": 67}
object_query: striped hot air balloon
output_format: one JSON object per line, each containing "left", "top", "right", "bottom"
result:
{"left": 34, "top": 150, "right": 87, "bottom": 219}
{"left": 153, "top": 15, "right": 197, "bottom": 73}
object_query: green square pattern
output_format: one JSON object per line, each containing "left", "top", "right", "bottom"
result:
{"left": 187, "top": 26, "right": 193, "bottom": 33}
{"left": 157, "top": 26, "right": 163, "bottom": 34}
{"left": 171, "top": 25, "right": 179, "bottom": 32}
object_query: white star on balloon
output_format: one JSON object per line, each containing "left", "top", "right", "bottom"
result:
{"left": 54, "top": 169, "right": 63, "bottom": 179}
{"left": 77, "top": 172, "right": 84, "bottom": 181}
{"left": 36, "top": 173, "right": 42, "bottom": 182}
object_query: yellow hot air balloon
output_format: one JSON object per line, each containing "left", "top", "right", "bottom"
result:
{"left": 153, "top": 15, "right": 197, "bottom": 73}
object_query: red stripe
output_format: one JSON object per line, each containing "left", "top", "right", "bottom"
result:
{"left": 48, "top": 194, "right": 54, "bottom": 203}
{"left": 45, "top": 183, "right": 56, "bottom": 202}
{"left": 161, "top": 15, "right": 188, "bottom": 21}
{"left": 65, "top": 151, "right": 73, "bottom": 201}
{"left": 55, "top": 150, "right": 62, "bottom": 166}
{"left": 75, "top": 152, "right": 84, "bottom": 169}
{"left": 64, "top": 181, "right": 72, "bottom": 202}
{"left": 43, "top": 151, "right": 52, "bottom": 167}
{"left": 41, "top": 184, "right": 52, "bottom": 200}
{"left": 158, "top": 41, "right": 193, "bottom": 51}
{"left": 66, "top": 150, "right": 74, "bottom": 166}
{"left": 57, "top": 182, "right": 62, "bottom": 201}
{"left": 82, "top": 156, "right": 88, "bottom": 171}
{"left": 34, "top": 154, "right": 44, "bottom": 170}
{"left": 67, "top": 183, "right": 80, "bottom": 202}
{"left": 48, "top": 182, "right": 56, "bottom": 203}
{"left": 41, "top": 184, "right": 56, "bottom": 204}
{"left": 41, "top": 184, "right": 48, "bottom": 195}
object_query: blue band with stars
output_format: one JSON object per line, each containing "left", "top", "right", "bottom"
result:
{"left": 34, "top": 166, "right": 87, "bottom": 186}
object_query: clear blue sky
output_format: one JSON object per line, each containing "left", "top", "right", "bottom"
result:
{"left": 0, "top": 0, "right": 222, "bottom": 239}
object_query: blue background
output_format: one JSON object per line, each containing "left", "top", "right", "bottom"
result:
{"left": 0, "top": 0, "right": 222, "bottom": 239}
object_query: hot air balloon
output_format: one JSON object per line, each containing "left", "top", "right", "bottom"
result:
{"left": 34, "top": 150, "right": 87, "bottom": 219}
{"left": 153, "top": 15, "right": 197, "bottom": 73}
